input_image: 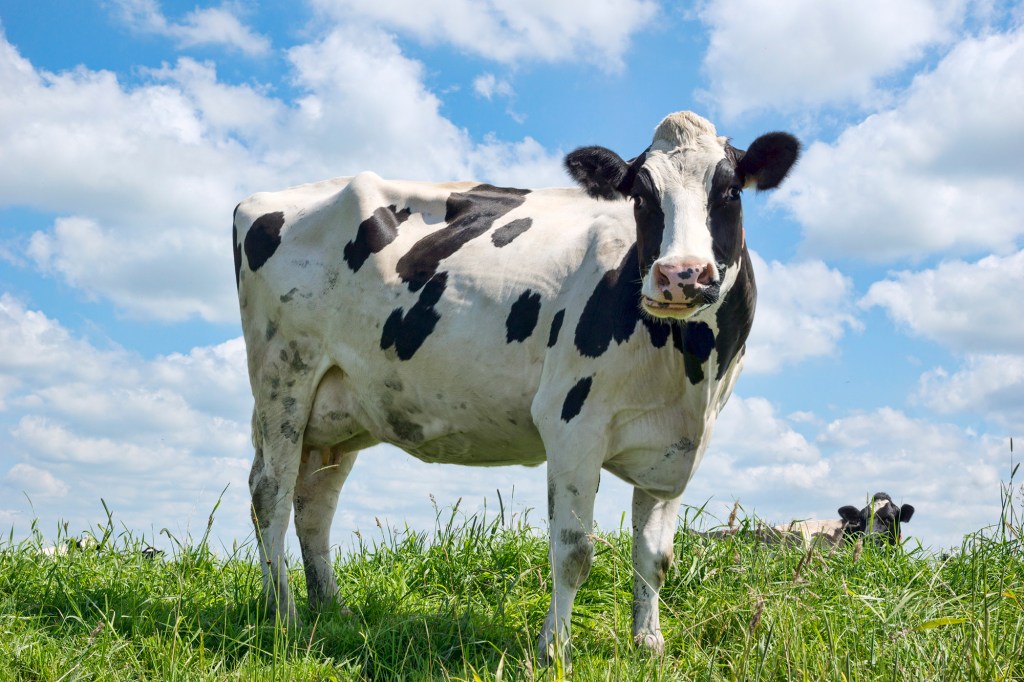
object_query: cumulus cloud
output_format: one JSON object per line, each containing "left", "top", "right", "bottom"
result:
{"left": 0, "top": 295, "right": 583, "bottom": 548}
{"left": 774, "top": 29, "right": 1024, "bottom": 262}
{"left": 0, "top": 296, "right": 253, "bottom": 543}
{"left": 743, "top": 252, "right": 861, "bottom": 373}
{"left": 308, "top": 0, "right": 658, "bottom": 71}
{"left": 0, "top": 29, "right": 564, "bottom": 323}
{"left": 679, "top": 398, "right": 1013, "bottom": 549}
{"left": 815, "top": 408, "right": 1010, "bottom": 544}
{"left": 861, "top": 250, "right": 1024, "bottom": 354}
{"left": 4, "top": 462, "right": 69, "bottom": 498}
{"left": 916, "top": 355, "right": 1024, "bottom": 431}
{"left": 473, "top": 73, "right": 514, "bottom": 100}
{"left": 698, "top": 0, "right": 964, "bottom": 119}
{"left": 110, "top": 0, "right": 271, "bottom": 56}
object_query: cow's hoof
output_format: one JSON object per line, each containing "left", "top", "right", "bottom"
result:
{"left": 633, "top": 631, "right": 665, "bottom": 655}
{"left": 536, "top": 635, "right": 571, "bottom": 671}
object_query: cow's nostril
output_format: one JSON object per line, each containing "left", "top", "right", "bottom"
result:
{"left": 697, "top": 263, "right": 715, "bottom": 285}
{"left": 653, "top": 266, "right": 671, "bottom": 289}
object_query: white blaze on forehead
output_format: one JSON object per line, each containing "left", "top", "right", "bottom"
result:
{"left": 872, "top": 498, "right": 892, "bottom": 514}
{"left": 865, "top": 497, "right": 895, "bottom": 533}
{"left": 643, "top": 112, "right": 730, "bottom": 266}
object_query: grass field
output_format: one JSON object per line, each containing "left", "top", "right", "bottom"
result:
{"left": 2, "top": 484, "right": 1022, "bottom": 681}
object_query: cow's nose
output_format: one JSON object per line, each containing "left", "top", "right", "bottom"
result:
{"left": 652, "top": 258, "right": 717, "bottom": 291}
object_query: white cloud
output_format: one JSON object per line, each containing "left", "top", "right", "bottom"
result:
{"left": 814, "top": 408, "right": 1011, "bottom": 543}
{"left": 775, "top": 29, "right": 1024, "bottom": 262}
{"left": 916, "top": 355, "right": 1024, "bottom": 430}
{"left": 473, "top": 73, "right": 514, "bottom": 100}
{"left": 3, "top": 462, "right": 69, "bottom": 498}
{"left": 0, "top": 293, "right": 119, "bottom": 386}
{"left": 0, "top": 296, "right": 253, "bottom": 543}
{"left": 861, "top": 250, "right": 1024, "bottom": 354}
{"left": 308, "top": 0, "right": 659, "bottom": 70}
{"left": 698, "top": 0, "right": 964, "bottom": 119}
{"left": 681, "top": 398, "right": 1013, "bottom": 549}
{"left": 744, "top": 253, "right": 861, "bottom": 373}
{"left": 111, "top": 0, "right": 271, "bottom": 56}
{"left": 0, "top": 30, "right": 564, "bottom": 323}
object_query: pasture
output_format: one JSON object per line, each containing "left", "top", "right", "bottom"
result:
{"left": 2, "top": 488, "right": 1022, "bottom": 682}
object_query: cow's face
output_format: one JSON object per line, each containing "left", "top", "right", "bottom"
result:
{"left": 839, "top": 493, "right": 915, "bottom": 545}
{"left": 565, "top": 112, "right": 799, "bottom": 321}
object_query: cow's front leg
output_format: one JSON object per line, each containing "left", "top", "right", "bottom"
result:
{"left": 293, "top": 447, "right": 357, "bottom": 610}
{"left": 631, "top": 487, "right": 683, "bottom": 654}
{"left": 537, "top": 460, "right": 601, "bottom": 665}
{"left": 249, "top": 414, "right": 304, "bottom": 627}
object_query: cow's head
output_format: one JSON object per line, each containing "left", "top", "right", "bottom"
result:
{"left": 565, "top": 111, "right": 799, "bottom": 320}
{"left": 839, "top": 492, "right": 915, "bottom": 545}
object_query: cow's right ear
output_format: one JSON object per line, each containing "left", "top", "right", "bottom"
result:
{"left": 838, "top": 505, "right": 862, "bottom": 525}
{"left": 565, "top": 146, "right": 629, "bottom": 200}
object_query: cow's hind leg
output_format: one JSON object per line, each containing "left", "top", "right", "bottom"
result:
{"left": 249, "top": 407, "right": 306, "bottom": 627}
{"left": 631, "top": 487, "right": 683, "bottom": 654}
{"left": 293, "top": 446, "right": 357, "bottom": 610}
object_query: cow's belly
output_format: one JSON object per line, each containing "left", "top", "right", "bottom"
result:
{"left": 303, "top": 363, "right": 546, "bottom": 466}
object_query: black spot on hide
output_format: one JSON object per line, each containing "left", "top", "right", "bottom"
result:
{"left": 506, "top": 289, "right": 542, "bottom": 343}
{"left": 560, "top": 376, "right": 593, "bottom": 423}
{"left": 244, "top": 212, "right": 285, "bottom": 272}
{"left": 714, "top": 251, "right": 756, "bottom": 380}
{"left": 491, "top": 217, "right": 533, "bottom": 247}
{"left": 380, "top": 272, "right": 448, "bottom": 360}
{"left": 396, "top": 184, "right": 529, "bottom": 291}
{"left": 344, "top": 205, "right": 412, "bottom": 272}
{"left": 547, "top": 309, "right": 565, "bottom": 348}
{"left": 671, "top": 321, "right": 716, "bottom": 385}
{"left": 574, "top": 243, "right": 672, "bottom": 357}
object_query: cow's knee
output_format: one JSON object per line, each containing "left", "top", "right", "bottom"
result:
{"left": 646, "top": 549, "right": 673, "bottom": 590}
{"left": 558, "top": 529, "right": 594, "bottom": 589}
{"left": 249, "top": 456, "right": 280, "bottom": 531}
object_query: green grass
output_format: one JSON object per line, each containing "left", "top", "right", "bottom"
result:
{"left": 2, "top": 491, "right": 1022, "bottom": 681}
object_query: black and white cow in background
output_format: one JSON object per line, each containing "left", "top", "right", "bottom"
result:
{"left": 234, "top": 111, "right": 799, "bottom": 660}
{"left": 701, "top": 492, "right": 916, "bottom": 548}
{"left": 838, "top": 492, "right": 915, "bottom": 545}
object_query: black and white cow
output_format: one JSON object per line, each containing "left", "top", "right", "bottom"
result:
{"left": 701, "top": 492, "right": 916, "bottom": 548}
{"left": 837, "top": 492, "right": 915, "bottom": 545}
{"left": 233, "top": 111, "right": 799, "bottom": 660}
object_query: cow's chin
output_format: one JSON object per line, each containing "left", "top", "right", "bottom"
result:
{"left": 641, "top": 296, "right": 702, "bottom": 321}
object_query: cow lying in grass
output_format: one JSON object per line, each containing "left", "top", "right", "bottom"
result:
{"left": 699, "top": 493, "right": 915, "bottom": 549}
{"left": 39, "top": 535, "right": 163, "bottom": 559}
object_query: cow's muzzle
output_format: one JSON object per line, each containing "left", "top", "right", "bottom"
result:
{"left": 643, "top": 257, "right": 721, "bottom": 319}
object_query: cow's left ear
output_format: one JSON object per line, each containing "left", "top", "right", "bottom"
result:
{"left": 899, "top": 504, "right": 915, "bottom": 523}
{"left": 736, "top": 132, "right": 801, "bottom": 190}
{"left": 565, "top": 146, "right": 630, "bottom": 200}
{"left": 838, "top": 505, "right": 862, "bottom": 525}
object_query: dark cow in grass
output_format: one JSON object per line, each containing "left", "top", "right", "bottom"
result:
{"left": 234, "top": 111, "right": 799, "bottom": 660}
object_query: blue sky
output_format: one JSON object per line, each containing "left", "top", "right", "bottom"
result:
{"left": 1, "top": 0, "right": 1022, "bottom": 552}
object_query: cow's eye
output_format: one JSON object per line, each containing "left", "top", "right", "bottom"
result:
{"left": 727, "top": 186, "right": 742, "bottom": 201}
{"left": 633, "top": 195, "right": 645, "bottom": 209}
